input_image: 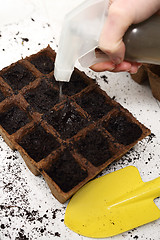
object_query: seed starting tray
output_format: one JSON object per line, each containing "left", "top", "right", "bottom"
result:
{"left": 0, "top": 46, "right": 150, "bottom": 203}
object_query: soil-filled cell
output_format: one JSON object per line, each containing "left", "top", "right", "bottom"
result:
{"left": 0, "top": 106, "right": 30, "bottom": 135}
{"left": 43, "top": 101, "right": 89, "bottom": 139}
{"left": 1, "top": 63, "right": 36, "bottom": 90}
{"left": 24, "top": 80, "right": 59, "bottom": 114}
{"left": 103, "top": 114, "right": 142, "bottom": 145}
{"left": 76, "top": 90, "right": 113, "bottom": 121}
{"left": 61, "top": 71, "right": 88, "bottom": 96}
{"left": 75, "top": 129, "right": 112, "bottom": 167}
{"left": 45, "top": 149, "right": 88, "bottom": 192}
{"left": 30, "top": 53, "right": 54, "bottom": 74}
{"left": 19, "top": 125, "right": 60, "bottom": 162}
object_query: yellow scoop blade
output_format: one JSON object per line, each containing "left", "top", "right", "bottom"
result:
{"left": 65, "top": 166, "right": 160, "bottom": 238}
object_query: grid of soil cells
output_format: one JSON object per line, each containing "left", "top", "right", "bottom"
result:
{"left": 0, "top": 46, "right": 151, "bottom": 203}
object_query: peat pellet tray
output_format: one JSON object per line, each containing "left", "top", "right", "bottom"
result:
{"left": 0, "top": 46, "right": 150, "bottom": 203}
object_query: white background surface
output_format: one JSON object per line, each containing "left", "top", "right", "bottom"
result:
{"left": 0, "top": 0, "right": 160, "bottom": 240}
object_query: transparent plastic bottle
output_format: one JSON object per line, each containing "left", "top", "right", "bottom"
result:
{"left": 54, "top": 0, "right": 160, "bottom": 82}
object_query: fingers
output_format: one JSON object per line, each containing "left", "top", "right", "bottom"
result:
{"left": 128, "top": 63, "right": 142, "bottom": 74}
{"left": 90, "top": 61, "right": 115, "bottom": 72}
{"left": 112, "top": 62, "right": 132, "bottom": 73}
{"left": 112, "top": 62, "right": 141, "bottom": 74}
{"left": 90, "top": 61, "right": 141, "bottom": 74}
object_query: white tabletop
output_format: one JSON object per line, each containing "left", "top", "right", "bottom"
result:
{"left": 0, "top": 1, "right": 160, "bottom": 239}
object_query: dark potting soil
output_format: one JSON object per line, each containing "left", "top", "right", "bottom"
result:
{"left": 75, "top": 129, "right": 112, "bottom": 167}
{"left": 30, "top": 54, "right": 54, "bottom": 74}
{"left": 19, "top": 125, "right": 60, "bottom": 162}
{"left": 24, "top": 80, "right": 59, "bottom": 114}
{"left": 0, "top": 106, "right": 30, "bottom": 135}
{"left": 43, "top": 101, "right": 89, "bottom": 140}
{"left": 1, "top": 63, "right": 36, "bottom": 91}
{"left": 103, "top": 114, "right": 142, "bottom": 145}
{"left": 0, "top": 90, "right": 5, "bottom": 102}
{"left": 47, "top": 75, "right": 59, "bottom": 88}
{"left": 61, "top": 71, "right": 88, "bottom": 96}
{"left": 76, "top": 90, "right": 113, "bottom": 121}
{"left": 45, "top": 149, "right": 88, "bottom": 192}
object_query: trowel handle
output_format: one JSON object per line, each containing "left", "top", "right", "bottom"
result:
{"left": 79, "top": 14, "right": 160, "bottom": 67}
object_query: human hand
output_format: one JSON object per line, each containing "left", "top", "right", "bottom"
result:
{"left": 90, "top": 0, "right": 160, "bottom": 73}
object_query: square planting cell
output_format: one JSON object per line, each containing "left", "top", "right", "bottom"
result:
{"left": 75, "top": 129, "right": 112, "bottom": 167}
{"left": 0, "top": 106, "right": 30, "bottom": 135}
{"left": 103, "top": 113, "right": 142, "bottom": 145}
{"left": 76, "top": 90, "right": 113, "bottom": 121}
{"left": 45, "top": 149, "right": 88, "bottom": 192}
{"left": 43, "top": 101, "right": 89, "bottom": 140}
{"left": 0, "top": 90, "right": 5, "bottom": 102}
{"left": 1, "top": 63, "right": 36, "bottom": 91}
{"left": 61, "top": 71, "right": 88, "bottom": 96}
{"left": 24, "top": 80, "right": 59, "bottom": 114}
{"left": 19, "top": 125, "right": 60, "bottom": 162}
{"left": 30, "top": 53, "right": 54, "bottom": 74}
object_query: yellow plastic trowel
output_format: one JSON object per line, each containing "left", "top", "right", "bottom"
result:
{"left": 65, "top": 166, "right": 160, "bottom": 238}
